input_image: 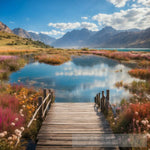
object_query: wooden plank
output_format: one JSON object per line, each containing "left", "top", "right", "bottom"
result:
{"left": 37, "top": 135, "right": 116, "bottom": 140}
{"left": 36, "top": 146, "right": 119, "bottom": 150}
{"left": 38, "top": 129, "right": 112, "bottom": 134}
{"left": 36, "top": 103, "right": 118, "bottom": 150}
{"left": 39, "top": 124, "right": 110, "bottom": 129}
{"left": 37, "top": 133, "right": 114, "bottom": 139}
{"left": 37, "top": 139, "right": 118, "bottom": 147}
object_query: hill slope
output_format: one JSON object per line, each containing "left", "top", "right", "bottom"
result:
{"left": 0, "top": 31, "right": 51, "bottom": 49}
{"left": 0, "top": 21, "right": 13, "bottom": 33}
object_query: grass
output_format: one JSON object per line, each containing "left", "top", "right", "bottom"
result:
{"left": 35, "top": 54, "right": 71, "bottom": 65}
{"left": 1, "top": 33, "right": 150, "bottom": 149}
{"left": 0, "top": 84, "right": 42, "bottom": 149}
{"left": 87, "top": 50, "right": 150, "bottom": 61}
{"left": 0, "top": 55, "right": 26, "bottom": 80}
{"left": 0, "top": 31, "right": 51, "bottom": 49}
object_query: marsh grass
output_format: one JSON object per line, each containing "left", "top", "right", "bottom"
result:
{"left": 0, "top": 55, "right": 26, "bottom": 80}
{"left": 35, "top": 54, "right": 71, "bottom": 65}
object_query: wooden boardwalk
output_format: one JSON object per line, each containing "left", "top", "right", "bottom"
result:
{"left": 36, "top": 103, "right": 119, "bottom": 150}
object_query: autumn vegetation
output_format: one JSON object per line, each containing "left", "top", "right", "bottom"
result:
{"left": 0, "top": 32, "right": 150, "bottom": 149}
{"left": 0, "top": 84, "right": 42, "bottom": 149}
{"left": 35, "top": 54, "right": 71, "bottom": 65}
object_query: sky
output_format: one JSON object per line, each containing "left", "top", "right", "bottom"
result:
{"left": 0, "top": 0, "right": 150, "bottom": 38}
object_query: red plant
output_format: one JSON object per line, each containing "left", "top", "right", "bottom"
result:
{"left": 117, "top": 102, "right": 150, "bottom": 134}
{"left": 128, "top": 68, "right": 150, "bottom": 79}
{"left": 0, "top": 107, "right": 24, "bottom": 133}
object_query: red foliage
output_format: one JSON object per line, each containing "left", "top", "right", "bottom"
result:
{"left": 128, "top": 69, "right": 150, "bottom": 79}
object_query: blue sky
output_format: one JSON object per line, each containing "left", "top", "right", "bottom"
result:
{"left": 0, "top": 0, "right": 150, "bottom": 38}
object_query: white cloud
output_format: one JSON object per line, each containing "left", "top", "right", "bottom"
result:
{"left": 28, "top": 30, "right": 39, "bottom": 34}
{"left": 48, "top": 22, "right": 80, "bottom": 31}
{"left": 107, "top": 0, "right": 129, "bottom": 7}
{"left": 48, "top": 22, "right": 98, "bottom": 31}
{"left": 92, "top": 7, "right": 150, "bottom": 30}
{"left": 80, "top": 22, "right": 99, "bottom": 31}
{"left": 137, "top": 0, "right": 150, "bottom": 6}
{"left": 40, "top": 30, "right": 65, "bottom": 36}
{"left": 81, "top": 16, "right": 88, "bottom": 20}
{"left": 131, "top": 4, "right": 140, "bottom": 8}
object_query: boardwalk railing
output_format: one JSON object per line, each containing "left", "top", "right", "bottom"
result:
{"left": 94, "top": 90, "right": 112, "bottom": 115}
{"left": 16, "top": 88, "right": 54, "bottom": 146}
{"left": 27, "top": 89, "right": 54, "bottom": 128}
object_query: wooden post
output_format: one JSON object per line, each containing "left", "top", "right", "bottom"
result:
{"left": 43, "top": 89, "right": 47, "bottom": 99}
{"left": 43, "top": 89, "right": 47, "bottom": 110}
{"left": 98, "top": 93, "right": 100, "bottom": 107}
{"left": 105, "top": 90, "right": 109, "bottom": 115}
{"left": 106, "top": 90, "right": 109, "bottom": 102}
{"left": 49, "top": 89, "right": 54, "bottom": 103}
{"left": 38, "top": 96, "right": 43, "bottom": 119}
{"left": 102, "top": 91, "right": 105, "bottom": 112}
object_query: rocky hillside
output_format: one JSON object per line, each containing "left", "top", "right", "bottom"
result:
{"left": 0, "top": 21, "right": 13, "bottom": 33}
{"left": 13, "top": 28, "right": 55, "bottom": 45}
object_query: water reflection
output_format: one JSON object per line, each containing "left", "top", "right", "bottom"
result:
{"left": 9, "top": 55, "right": 138, "bottom": 104}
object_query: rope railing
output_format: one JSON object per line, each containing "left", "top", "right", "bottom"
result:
{"left": 15, "top": 88, "right": 54, "bottom": 147}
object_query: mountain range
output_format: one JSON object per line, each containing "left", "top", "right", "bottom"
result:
{"left": 13, "top": 28, "right": 56, "bottom": 45}
{"left": 52, "top": 27, "right": 150, "bottom": 48}
{"left": 0, "top": 21, "right": 150, "bottom": 48}
{"left": 0, "top": 21, "right": 55, "bottom": 45}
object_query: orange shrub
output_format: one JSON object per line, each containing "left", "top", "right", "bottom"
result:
{"left": 128, "top": 69, "right": 150, "bottom": 79}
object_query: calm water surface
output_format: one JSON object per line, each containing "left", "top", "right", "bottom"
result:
{"left": 9, "top": 55, "right": 138, "bottom": 104}
{"left": 96, "top": 48, "right": 150, "bottom": 52}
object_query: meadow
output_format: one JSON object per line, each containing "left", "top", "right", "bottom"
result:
{"left": 0, "top": 36, "right": 150, "bottom": 149}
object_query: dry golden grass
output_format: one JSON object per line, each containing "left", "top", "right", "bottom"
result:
{"left": 35, "top": 54, "right": 71, "bottom": 65}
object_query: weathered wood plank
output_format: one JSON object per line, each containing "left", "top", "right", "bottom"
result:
{"left": 36, "top": 146, "right": 119, "bottom": 150}
{"left": 36, "top": 103, "right": 118, "bottom": 150}
{"left": 39, "top": 124, "right": 110, "bottom": 129}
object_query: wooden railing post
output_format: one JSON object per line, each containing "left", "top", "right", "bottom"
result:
{"left": 43, "top": 88, "right": 47, "bottom": 99}
{"left": 94, "top": 90, "right": 111, "bottom": 115}
{"left": 43, "top": 89, "right": 47, "bottom": 110}
{"left": 98, "top": 93, "right": 100, "bottom": 108}
{"left": 106, "top": 90, "right": 109, "bottom": 115}
{"left": 101, "top": 91, "right": 105, "bottom": 112}
{"left": 49, "top": 89, "right": 54, "bottom": 103}
{"left": 38, "top": 96, "right": 43, "bottom": 119}
{"left": 48, "top": 89, "right": 52, "bottom": 109}
{"left": 96, "top": 94, "right": 98, "bottom": 105}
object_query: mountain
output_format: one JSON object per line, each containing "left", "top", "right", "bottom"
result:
{"left": 52, "top": 26, "right": 150, "bottom": 48}
{"left": 0, "top": 21, "right": 13, "bottom": 33}
{"left": 100, "top": 28, "right": 150, "bottom": 48}
{"left": 13, "top": 28, "right": 31, "bottom": 38}
{"left": 85, "top": 26, "right": 119, "bottom": 47}
{"left": 52, "top": 28, "right": 95, "bottom": 48}
{"left": 13, "top": 28, "right": 56, "bottom": 45}
{"left": 28, "top": 32, "right": 56, "bottom": 45}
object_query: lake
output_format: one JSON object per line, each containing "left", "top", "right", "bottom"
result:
{"left": 96, "top": 48, "right": 150, "bottom": 52}
{"left": 9, "top": 55, "right": 138, "bottom": 104}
